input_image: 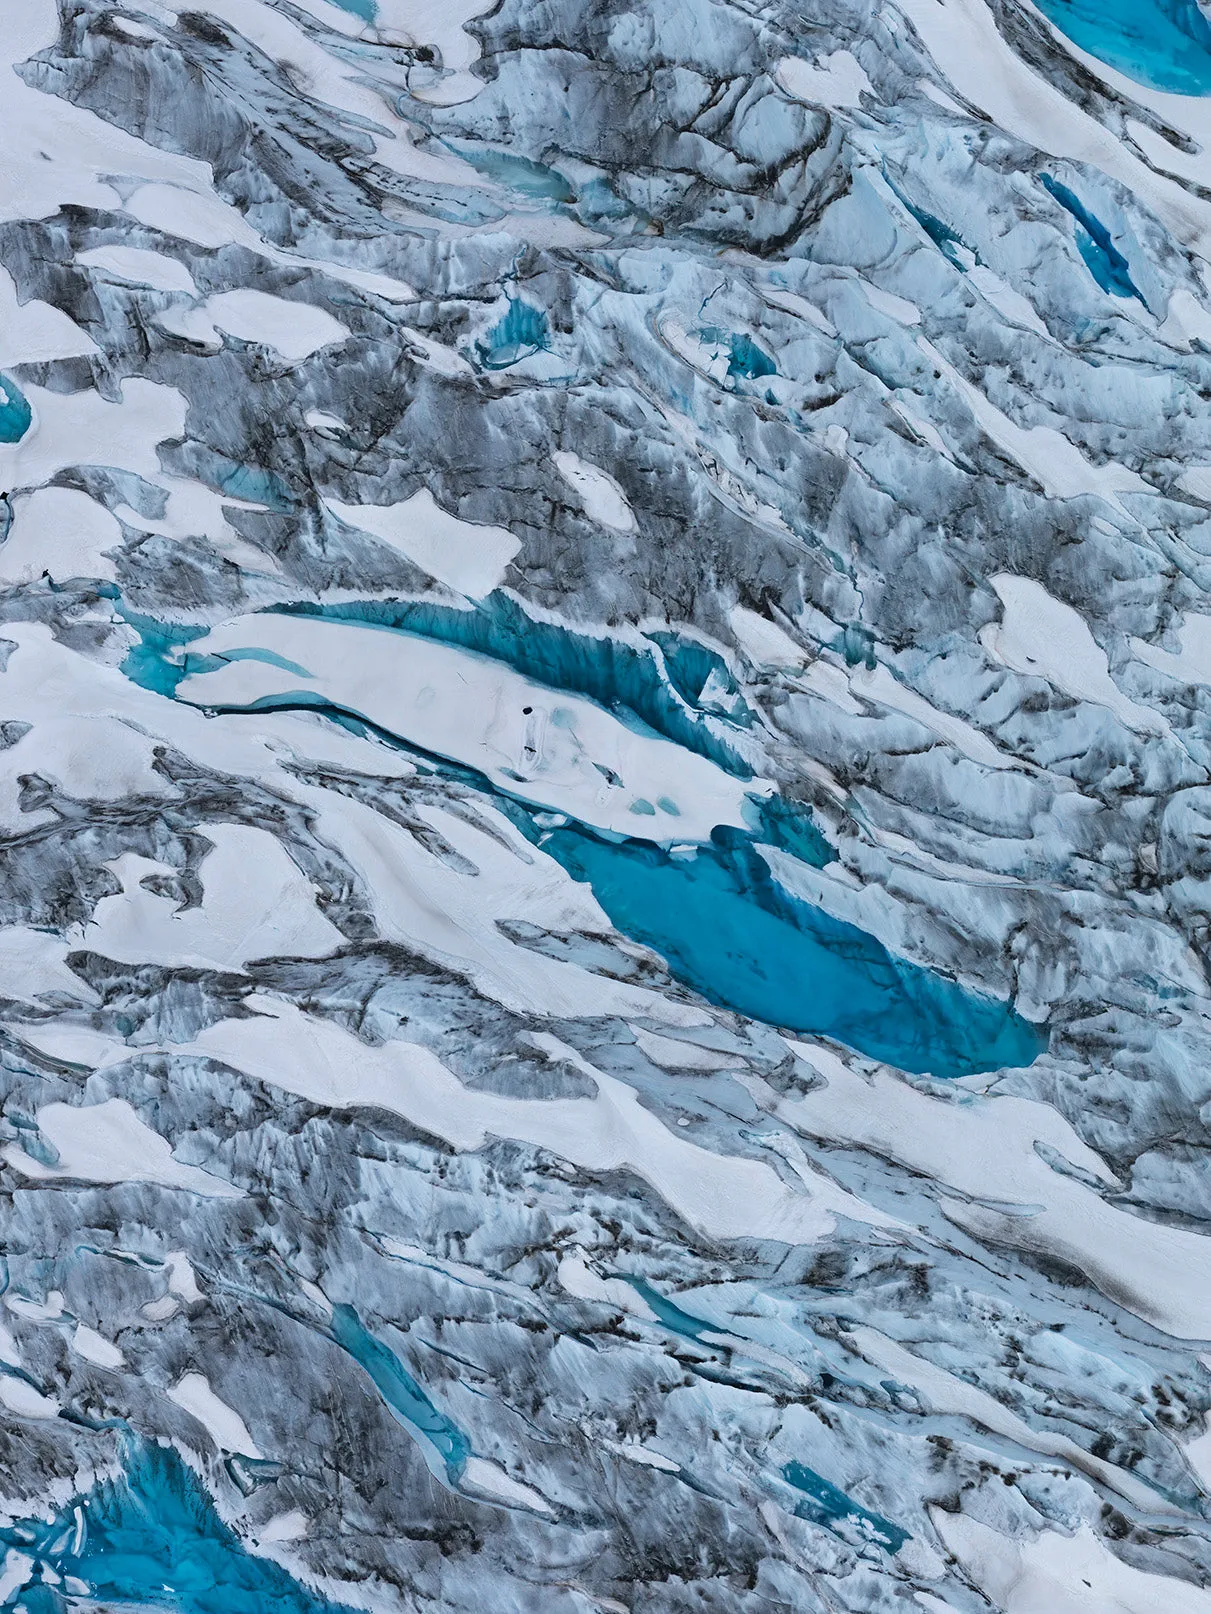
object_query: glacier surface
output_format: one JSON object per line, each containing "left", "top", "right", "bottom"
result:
{"left": 1, "top": 0, "right": 1211, "bottom": 1610}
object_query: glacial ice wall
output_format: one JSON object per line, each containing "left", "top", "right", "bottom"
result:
{"left": 1, "top": 0, "right": 1211, "bottom": 1609}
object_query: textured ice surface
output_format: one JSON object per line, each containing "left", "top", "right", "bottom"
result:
{"left": 2, "top": 0, "right": 1211, "bottom": 1610}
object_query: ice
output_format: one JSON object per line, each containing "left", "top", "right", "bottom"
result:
{"left": 2, "top": 1099, "right": 243, "bottom": 1198}
{"left": 323, "top": 489, "right": 520, "bottom": 597}
{"left": 4, "top": 0, "right": 1211, "bottom": 1606}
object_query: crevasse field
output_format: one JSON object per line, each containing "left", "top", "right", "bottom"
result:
{"left": 3, "top": 0, "right": 1211, "bottom": 1608}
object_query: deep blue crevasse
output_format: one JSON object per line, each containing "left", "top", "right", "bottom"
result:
{"left": 1040, "top": 175, "right": 1144, "bottom": 301}
{"left": 0, "top": 1439, "right": 356, "bottom": 1614}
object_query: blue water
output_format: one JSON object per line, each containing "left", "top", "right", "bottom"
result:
{"left": 0, "top": 1439, "right": 356, "bottom": 1614}
{"left": 477, "top": 299, "right": 549, "bottom": 369}
{"left": 0, "top": 375, "right": 32, "bottom": 444}
{"left": 117, "top": 602, "right": 1042, "bottom": 1077}
{"left": 782, "top": 1462, "right": 908, "bottom": 1554}
{"left": 329, "top": 1304, "right": 470, "bottom": 1481}
{"left": 1040, "top": 176, "right": 1144, "bottom": 301}
{"left": 328, "top": 0, "right": 376, "bottom": 19}
{"left": 536, "top": 824, "right": 1044, "bottom": 1078}
{"left": 452, "top": 147, "right": 575, "bottom": 203}
{"left": 1031, "top": 0, "right": 1211, "bottom": 94}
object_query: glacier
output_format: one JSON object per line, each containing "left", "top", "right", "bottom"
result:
{"left": 2, "top": 0, "right": 1211, "bottom": 1609}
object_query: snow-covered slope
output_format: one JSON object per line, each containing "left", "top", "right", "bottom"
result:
{"left": 1, "top": 0, "right": 1211, "bottom": 1609}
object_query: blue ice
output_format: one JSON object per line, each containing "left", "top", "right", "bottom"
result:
{"left": 0, "top": 1439, "right": 355, "bottom": 1614}
{"left": 537, "top": 824, "right": 1044, "bottom": 1079}
{"left": 0, "top": 374, "right": 32, "bottom": 444}
{"left": 329, "top": 1304, "right": 470, "bottom": 1481}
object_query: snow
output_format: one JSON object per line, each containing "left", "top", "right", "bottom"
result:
{"left": 0, "top": 265, "right": 97, "bottom": 367}
{"left": 774, "top": 1040, "right": 1211, "bottom": 1341}
{"left": 460, "top": 1457, "right": 554, "bottom": 1515}
{"left": 850, "top": 662, "right": 1015, "bottom": 768}
{"left": 935, "top": 1514, "right": 1211, "bottom": 1613}
{"left": 729, "top": 605, "right": 806, "bottom": 668}
{"left": 157, "top": 290, "right": 349, "bottom": 364}
{"left": 2, "top": 1099, "right": 242, "bottom": 1198}
{"left": 71, "top": 1327, "right": 125, "bottom": 1371}
{"left": 75, "top": 245, "right": 197, "bottom": 295}
{"left": 775, "top": 51, "right": 872, "bottom": 110}
{"left": 0, "top": 1377, "right": 59, "bottom": 1420}
{"left": 551, "top": 451, "right": 636, "bottom": 532}
{"left": 170, "top": 998, "right": 841, "bottom": 1246}
{"left": 324, "top": 489, "right": 521, "bottom": 597}
{"left": 176, "top": 612, "right": 764, "bottom": 842}
{"left": 83, "top": 827, "right": 346, "bottom": 972}
{"left": 168, "top": 1373, "right": 262, "bottom": 1458}
{"left": 1131, "top": 612, "right": 1211, "bottom": 687}
{"left": 981, "top": 574, "right": 1166, "bottom": 735}
{"left": 0, "top": 487, "right": 123, "bottom": 585}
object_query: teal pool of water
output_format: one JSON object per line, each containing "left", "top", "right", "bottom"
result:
{"left": 782, "top": 1461, "right": 908, "bottom": 1554}
{"left": 1031, "top": 0, "right": 1211, "bottom": 94}
{"left": 117, "top": 604, "right": 1043, "bottom": 1078}
{"left": 328, "top": 0, "right": 376, "bottom": 20}
{"left": 537, "top": 824, "right": 1044, "bottom": 1079}
{"left": 0, "top": 1440, "right": 355, "bottom": 1614}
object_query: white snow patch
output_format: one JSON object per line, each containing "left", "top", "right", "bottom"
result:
{"left": 0, "top": 487, "right": 123, "bottom": 586}
{"left": 0, "top": 1376, "right": 59, "bottom": 1420}
{"left": 169, "top": 1373, "right": 262, "bottom": 1457}
{"left": 775, "top": 51, "right": 871, "bottom": 109}
{"left": 76, "top": 245, "right": 197, "bottom": 295}
{"left": 730, "top": 605, "right": 806, "bottom": 668}
{"left": 935, "top": 1513, "right": 1211, "bottom": 1613}
{"left": 551, "top": 452, "right": 635, "bottom": 533}
{"left": 157, "top": 290, "right": 349, "bottom": 364}
{"left": 258, "top": 1511, "right": 309, "bottom": 1544}
{"left": 861, "top": 282, "right": 921, "bottom": 326}
{"left": 0, "top": 927, "right": 98, "bottom": 1007}
{"left": 1132, "top": 612, "right": 1211, "bottom": 687}
{"left": 982, "top": 574, "right": 1165, "bottom": 735}
{"left": 3, "top": 1099, "right": 242, "bottom": 1198}
{"left": 325, "top": 488, "right": 520, "bottom": 597}
{"left": 460, "top": 1456, "right": 554, "bottom": 1515}
{"left": 71, "top": 1326, "right": 125, "bottom": 1371}
{"left": 775, "top": 1040, "right": 1211, "bottom": 1341}
{"left": 84, "top": 827, "right": 344, "bottom": 972}
{"left": 0, "top": 265, "right": 97, "bottom": 367}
